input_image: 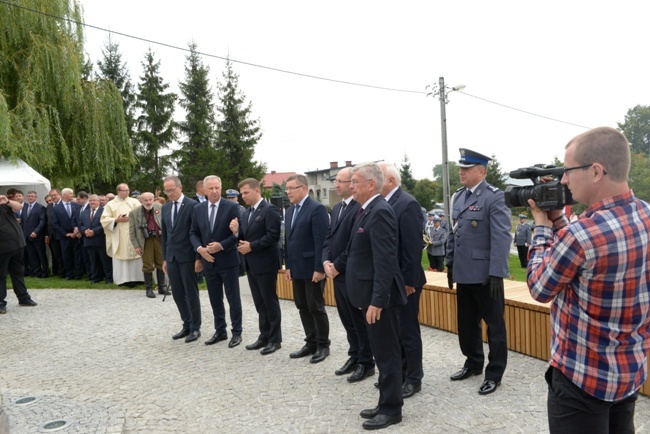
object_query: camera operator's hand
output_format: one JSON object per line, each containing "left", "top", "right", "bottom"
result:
{"left": 527, "top": 199, "right": 554, "bottom": 227}
{"left": 447, "top": 265, "right": 454, "bottom": 289}
{"left": 488, "top": 276, "right": 504, "bottom": 299}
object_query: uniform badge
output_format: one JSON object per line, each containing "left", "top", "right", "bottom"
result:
{"left": 471, "top": 220, "right": 478, "bottom": 228}
{"left": 469, "top": 206, "right": 482, "bottom": 211}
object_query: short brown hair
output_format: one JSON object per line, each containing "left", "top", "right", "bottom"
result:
{"left": 238, "top": 178, "right": 261, "bottom": 190}
{"left": 567, "top": 127, "right": 630, "bottom": 182}
{"left": 286, "top": 174, "right": 307, "bottom": 186}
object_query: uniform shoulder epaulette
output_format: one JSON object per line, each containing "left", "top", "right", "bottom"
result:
{"left": 486, "top": 185, "right": 500, "bottom": 193}
{"left": 454, "top": 187, "right": 465, "bottom": 193}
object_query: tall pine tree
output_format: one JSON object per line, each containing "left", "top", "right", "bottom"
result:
{"left": 134, "top": 49, "right": 177, "bottom": 191}
{"left": 399, "top": 154, "right": 417, "bottom": 193}
{"left": 175, "top": 42, "right": 217, "bottom": 187}
{"left": 486, "top": 154, "right": 506, "bottom": 190}
{"left": 214, "top": 58, "right": 266, "bottom": 190}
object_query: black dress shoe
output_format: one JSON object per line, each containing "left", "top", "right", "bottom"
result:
{"left": 146, "top": 289, "right": 156, "bottom": 298}
{"left": 373, "top": 381, "right": 379, "bottom": 389}
{"left": 310, "top": 347, "right": 330, "bottom": 364}
{"left": 0, "top": 306, "right": 6, "bottom": 314}
{"left": 185, "top": 330, "right": 201, "bottom": 343}
{"left": 450, "top": 367, "right": 482, "bottom": 381}
{"left": 289, "top": 345, "right": 316, "bottom": 359}
{"left": 335, "top": 357, "right": 357, "bottom": 376}
{"left": 360, "top": 406, "right": 379, "bottom": 419}
{"left": 172, "top": 329, "right": 190, "bottom": 340}
{"left": 402, "top": 382, "right": 422, "bottom": 398}
{"left": 19, "top": 299, "right": 38, "bottom": 307}
{"left": 348, "top": 365, "right": 375, "bottom": 383}
{"left": 228, "top": 335, "right": 242, "bottom": 348}
{"left": 478, "top": 379, "right": 501, "bottom": 395}
{"left": 246, "top": 339, "right": 268, "bottom": 350}
{"left": 261, "top": 342, "right": 281, "bottom": 355}
{"left": 362, "top": 413, "right": 402, "bottom": 430}
{"left": 205, "top": 332, "right": 228, "bottom": 345}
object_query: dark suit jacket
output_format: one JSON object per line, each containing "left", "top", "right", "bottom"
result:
{"left": 189, "top": 198, "right": 240, "bottom": 270}
{"left": 21, "top": 202, "right": 47, "bottom": 240}
{"left": 161, "top": 196, "right": 198, "bottom": 263}
{"left": 284, "top": 196, "right": 329, "bottom": 280}
{"left": 78, "top": 206, "right": 106, "bottom": 248}
{"left": 51, "top": 201, "right": 81, "bottom": 240}
{"left": 345, "top": 195, "right": 407, "bottom": 309}
{"left": 237, "top": 199, "right": 282, "bottom": 275}
{"left": 321, "top": 199, "right": 360, "bottom": 278}
{"left": 386, "top": 187, "right": 427, "bottom": 289}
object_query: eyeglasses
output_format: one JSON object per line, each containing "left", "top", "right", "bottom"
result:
{"left": 564, "top": 163, "right": 608, "bottom": 176}
{"left": 334, "top": 180, "right": 351, "bottom": 185}
{"left": 350, "top": 179, "right": 371, "bottom": 185}
{"left": 164, "top": 186, "right": 179, "bottom": 194}
{"left": 285, "top": 185, "right": 305, "bottom": 191}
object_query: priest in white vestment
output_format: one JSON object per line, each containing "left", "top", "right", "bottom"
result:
{"left": 101, "top": 184, "right": 143, "bottom": 286}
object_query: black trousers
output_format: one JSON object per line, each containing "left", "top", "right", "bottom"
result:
{"left": 59, "top": 236, "right": 82, "bottom": 279}
{"left": 365, "top": 306, "right": 402, "bottom": 417}
{"left": 248, "top": 271, "right": 282, "bottom": 343}
{"left": 86, "top": 245, "right": 113, "bottom": 282}
{"left": 400, "top": 286, "right": 423, "bottom": 384}
{"left": 292, "top": 279, "right": 330, "bottom": 349}
{"left": 546, "top": 367, "right": 637, "bottom": 434}
{"left": 168, "top": 260, "right": 202, "bottom": 333}
{"left": 204, "top": 265, "right": 242, "bottom": 336}
{"left": 427, "top": 253, "right": 445, "bottom": 272}
{"left": 516, "top": 245, "right": 529, "bottom": 267}
{"left": 456, "top": 282, "right": 507, "bottom": 381}
{"left": 25, "top": 238, "right": 48, "bottom": 277}
{"left": 334, "top": 276, "right": 373, "bottom": 367}
{"left": 49, "top": 237, "right": 64, "bottom": 277}
{"left": 0, "top": 248, "right": 32, "bottom": 307}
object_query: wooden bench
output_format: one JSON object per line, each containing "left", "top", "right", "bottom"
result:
{"left": 276, "top": 269, "right": 649, "bottom": 397}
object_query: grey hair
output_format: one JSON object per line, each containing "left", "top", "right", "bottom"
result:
{"left": 203, "top": 175, "right": 222, "bottom": 185}
{"left": 61, "top": 188, "right": 73, "bottom": 195}
{"left": 352, "top": 162, "right": 384, "bottom": 192}
{"left": 379, "top": 163, "right": 401, "bottom": 186}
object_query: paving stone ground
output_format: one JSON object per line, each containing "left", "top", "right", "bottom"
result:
{"left": 1, "top": 280, "right": 649, "bottom": 433}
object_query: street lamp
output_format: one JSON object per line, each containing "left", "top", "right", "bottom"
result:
{"left": 430, "top": 77, "right": 464, "bottom": 220}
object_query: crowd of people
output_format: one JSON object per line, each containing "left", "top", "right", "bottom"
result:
{"left": 1, "top": 126, "right": 649, "bottom": 432}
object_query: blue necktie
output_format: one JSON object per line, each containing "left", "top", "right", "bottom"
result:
{"left": 209, "top": 203, "right": 216, "bottom": 231}
{"left": 291, "top": 204, "right": 300, "bottom": 227}
{"left": 66, "top": 202, "right": 71, "bottom": 218}
{"left": 173, "top": 201, "right": 179, "bottom": 227}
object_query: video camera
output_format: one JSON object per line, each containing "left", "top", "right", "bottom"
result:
{"left": 504, "top": 165, "right": 575, "bottom": 210}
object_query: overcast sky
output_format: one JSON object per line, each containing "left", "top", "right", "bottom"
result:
{"left": 79, "top": 1, "right": 650, "bottom": 180}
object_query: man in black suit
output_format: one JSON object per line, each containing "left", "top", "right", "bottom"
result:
{"left": 21, "top": 190, "right": 49, "bottom": 278}
{"left": 190, "top": 175, "right": 243, "bottom": 348}
{"left": 343, "top": 162, "right": 407, "bottom": 430}
{"left": 284, "top": 174, "right": 330, "bottom": 364}
{"left": 0, "top": 194, "right": 38, "bottom": 314}
{"left": 323, "top": 167, "right": 375, "bottom": 383}
{"left": 230, "top": 178, "right": 283, "bottom": 355}
{"left": 78, "top": 194, "right": 113, "bottom": 284}
{"left": 46, "top": 188, "right": 64, "bottom": 277}
{"left": 51, "top": 188, "right": 83, "bottom": 280}
{"left": 161, "top": 176, "right": 202, "bottom": 343}
{"left": 380, "top": 163, "right": 427, "bottom": 399}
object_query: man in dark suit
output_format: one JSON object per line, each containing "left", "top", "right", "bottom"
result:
{"left": 78, "top": 194, "right": 113, "bottom": 284}
{"left": 0, "top": 194, "right": 38, "bottom": 314}
{"left": 323, "top": 167, "right": 375, "bottom": 383}
{"left": 343, "top": 162, "right": 407, "bottom": 430}
{"left": 51, "top": 188, "right": 83, "bottom": 280}
{"left": 446, "top": 149, "right": 512, "bottom": 396}
{"left": 161, "top": 176, "right": 202, "bottom": 343}
{"left": 284, "top": 174, "right": 330, "bottom": 364}
{"left": 229, "top": 178, "right": 283, "bottom": 355}
{"left": 380, "top": 163, "right": 428, "bottom": 399}
{"left": 46, "top": 188, "right": 64, "bottom": 277}
{"left": 190, "top": 175, "right": 243, "bottom": 348}
{"left": 21, "top": 190, "right": 49, "bottom": 278}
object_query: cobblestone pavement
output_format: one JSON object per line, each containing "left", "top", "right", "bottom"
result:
{"left": 1, "top": 281, "right": 649, "bottom": 433}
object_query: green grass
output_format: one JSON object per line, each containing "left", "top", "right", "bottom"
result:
{"left": 421, "top": 250, "right": 527, "bottom": 283}
{"left": 13, "top": 275, "right": 209, "bottom": 291}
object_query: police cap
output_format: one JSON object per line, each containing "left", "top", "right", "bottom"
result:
{"left": 225, "top": 189, "right": 240, "bottom": 198}
{"left": 458, "top": 148, "right": 492, "bottom": 168}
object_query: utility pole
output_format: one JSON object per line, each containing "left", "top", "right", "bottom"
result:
{"left": 438, "top": 76, "right": 451, "bottom": 220}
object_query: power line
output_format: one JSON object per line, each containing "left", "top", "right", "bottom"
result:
{"left": 457, "top": 91, "right": 591, "bottom": 129}
{"left": 1, "top": 0, "right": 591, "bottom": 129}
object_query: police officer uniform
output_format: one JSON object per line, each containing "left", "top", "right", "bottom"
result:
{"left": 446, "top": 149, "right": 512, "bottom": 395}
{"left": 514, "top": 214, "right": 532, "bottom": 267}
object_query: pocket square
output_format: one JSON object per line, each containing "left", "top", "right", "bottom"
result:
{"left": 255, "top": 216, "right": 263, "bottom": 222}
{"left": 356, "top": 227, "right": 365, "bottom": 233}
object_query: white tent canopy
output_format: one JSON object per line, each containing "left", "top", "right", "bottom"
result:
{"left": 0, "top": 157, "right": 51, "bottom": 205}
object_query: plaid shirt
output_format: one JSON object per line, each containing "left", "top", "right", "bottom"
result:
{"left": 527, "top": 190, "right": 650, "bottom": 402}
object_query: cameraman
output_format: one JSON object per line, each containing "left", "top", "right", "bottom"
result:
{"left": 129, "top": 192, "right": 169, "bottom": 298}
{"left": 527, "top": 127, "right": 650, "bottom": 433}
